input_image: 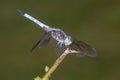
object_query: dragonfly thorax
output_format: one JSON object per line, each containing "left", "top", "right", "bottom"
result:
{"left": 50, "top": 29, "right": 67, "bottom": 42}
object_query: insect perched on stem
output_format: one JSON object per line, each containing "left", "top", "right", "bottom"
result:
{"left": 18, "top": 10, "right": 97, "bottom": 57}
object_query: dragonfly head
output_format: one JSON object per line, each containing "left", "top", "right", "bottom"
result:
{"left": 64, "top": 36, "right": 72, "bottom": 46}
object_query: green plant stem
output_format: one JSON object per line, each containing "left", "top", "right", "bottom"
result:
{"left": 42, "top": 49, "right": 69, "bottom": 80}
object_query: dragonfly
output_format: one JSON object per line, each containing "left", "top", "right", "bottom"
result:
{"left": 18, "top": 10, "right": 97, "bottom": 57}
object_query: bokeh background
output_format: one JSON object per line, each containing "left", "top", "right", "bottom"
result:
{"left": 0, "top": 0, "right": 120, "bottom": 80}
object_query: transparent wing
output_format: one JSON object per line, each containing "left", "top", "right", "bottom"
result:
{"left": 30, "top": 38, "right": 41, "bottom": 52}
{"left": 38, "top": 32, "right": 52, "bottom": 48}
{"left": 69, "top": 40, "right": 97, "bottom": 57}
{"left": 30, "top": 32, "right": 52, "bottom": 52}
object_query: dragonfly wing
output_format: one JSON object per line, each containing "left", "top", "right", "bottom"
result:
{"left": 38, "top": 32, "right": 52, "bottom": 48}
{"left": 30, "top": 32, "right": 52, "bottom": 52}
{"left": 69, "top": 41, "right": 86, "bottom": 57}
{"left": 30, "top": 39, "right": 41, "bottom": 52}
{"left": 69, "top": 40, "right": 97, "bottom": 57}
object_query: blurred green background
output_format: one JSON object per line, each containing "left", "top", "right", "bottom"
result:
{"left": 0, "top": 0, "right": 120, "bottom": 80}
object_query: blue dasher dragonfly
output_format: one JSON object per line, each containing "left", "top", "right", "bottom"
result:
{"left": 18, "top": 10, "right": 97, "bottom": 57}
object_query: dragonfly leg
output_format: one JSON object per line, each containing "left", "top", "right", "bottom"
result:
{"left": 59, "top": 43, "right": 66, "bottom": 53}
{"left": 55, "top": 42, "right": 61, "bottom": 56}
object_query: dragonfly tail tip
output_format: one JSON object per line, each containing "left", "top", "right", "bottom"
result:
{"left": 18, "top": 10, "right": 25, "bottom": 16}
